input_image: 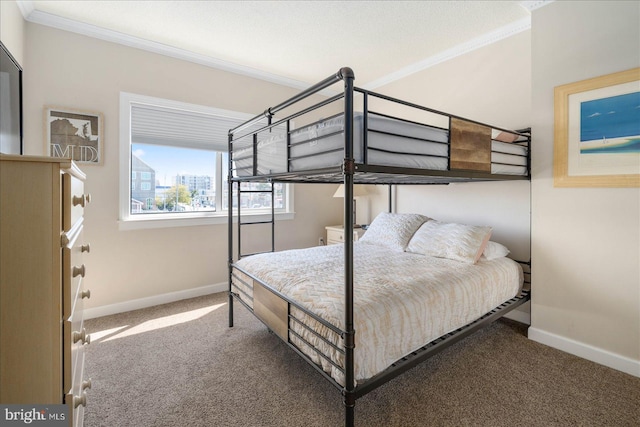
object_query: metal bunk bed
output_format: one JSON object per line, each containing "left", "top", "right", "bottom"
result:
{"left": 227, "top": 67, "right": 531, "bottom": 427}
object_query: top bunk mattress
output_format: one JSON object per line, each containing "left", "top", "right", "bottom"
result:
{"left": 232, "top": 113, "right": 528, "bottom": 177}
{"left": 231, "top": 242, "right": 523, "bottom": 386}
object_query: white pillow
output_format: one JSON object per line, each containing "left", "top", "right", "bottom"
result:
{"left": 359, "top": 212, "right": 429, "bottom": 252}
{"left": 482, "top": 241, "right": 510, "bottom": 260}
{"left": 406, "top": 220, "right": 492, "bottom": 264}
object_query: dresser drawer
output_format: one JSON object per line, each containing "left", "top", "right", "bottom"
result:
{"left": 64, "top": 285, "right": 88, "bottom": 397}
{"left": 63, "top": 225, "right": 87, "bottom": 319}
{"left": 66, "top": 314, "right": 89, "bottom": 427}
{"left": 64, "top": 173, "right": 89, "bottom": 232}
{"left": 326, "top": 228, "right": 345, "bottom": 244}
{"left": 72, "top": 386, "right": 87, "bottom": 427}
{"left": 326, "top": 226, "right": 365, "bottom": 245}
{"left": 69, "top": 345, "right": 87, "bottom": 427}
{"left": 66, "top": 359, "right": 88, "bottom": 427}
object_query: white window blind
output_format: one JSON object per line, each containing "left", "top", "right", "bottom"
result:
{"left": 129, "top": 98, "right": 279, "bottom": 153}
{"left": 130, "top": 103, "right": 247, "bottom": 152}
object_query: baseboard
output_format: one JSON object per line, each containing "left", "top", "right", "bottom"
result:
{"left": 528, "top": 327, "right": 640, "bottom": 378}
{"left": 84, "top": 282, "right": 227, "bottom": 320}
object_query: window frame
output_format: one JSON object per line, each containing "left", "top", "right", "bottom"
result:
{"left": 119, "top": 92, "right": 294, "bottom": 230}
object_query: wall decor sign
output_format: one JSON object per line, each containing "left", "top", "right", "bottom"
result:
{"left": 45, "top": 106, "right": 103, "bottom": 165}
{"left": 554, "top": 67, "right": 640, "bottom": 187}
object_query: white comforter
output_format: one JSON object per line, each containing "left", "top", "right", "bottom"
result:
{"left": 233, "top": 242, "right": 523, "bottom": 386}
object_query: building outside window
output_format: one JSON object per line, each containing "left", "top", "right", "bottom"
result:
{"left": 119, "top": 93, "right": 293, "bottom": 229}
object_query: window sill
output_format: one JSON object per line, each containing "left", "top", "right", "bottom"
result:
{"left": 118, "top": 211, "right": 295, "bottom": 231}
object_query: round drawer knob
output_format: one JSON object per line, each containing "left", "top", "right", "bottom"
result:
{"left": 81, "top": 244, "right": 91, "bottom": 253}
{"left": 73, "top": 265, "right": 86, "bottom": 278}
{"left": 72, "top": 195, "right": 86, "bottom": 207}
{"left": 73, "top": 392, "right": 87, "bottom": 408}
{"left": 73, "top": 328, "right": 90, "bottom": 345}
{"left": 82, "top": 379, "right": 92, "bottom": 390}
{"left": 81, "top": 289, "right": 91, "bottom": 299}
{"left": 73, "top": 329, "right": 86, "bottom": 343}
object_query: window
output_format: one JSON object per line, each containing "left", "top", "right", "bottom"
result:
{"left": 119, "top": 93, "right": 293, "bottom": 229}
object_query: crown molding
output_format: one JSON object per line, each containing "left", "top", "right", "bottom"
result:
{"left": 17, "top": 2, "right": 326, "bottom": 94}
{"left": 18, "top": 1, "right": 542, "bottom": 93}
{"left": 15, "top": 0, "right": 34, "bottom": 17}
{"left": 363, "top": 16, "right": 532, "bottom": 90}
{"left": 520, "top": 0, "right": 556, "bottom": 12}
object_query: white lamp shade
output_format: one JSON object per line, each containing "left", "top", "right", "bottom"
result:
{"left": 333, "top": 184, "right": 369, "bottom": 198}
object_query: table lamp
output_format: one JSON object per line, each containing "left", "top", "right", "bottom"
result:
{"left": 333, "top": 184, "right": 369, "bottom": 228}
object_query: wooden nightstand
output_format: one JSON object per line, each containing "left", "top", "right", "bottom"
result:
{"left": 325, "top": 225, "right": 366, "bottom": 245}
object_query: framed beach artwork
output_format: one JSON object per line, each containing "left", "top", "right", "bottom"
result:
{"left": 45, "top": 106, "right": 104, "bottom": 165}
{"left": 554, "top": 68, "right": 640, "bottom": 187}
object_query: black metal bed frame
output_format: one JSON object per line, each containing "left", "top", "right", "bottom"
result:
{"left": 227, "top": 67, "right": 531, "bottom": 427}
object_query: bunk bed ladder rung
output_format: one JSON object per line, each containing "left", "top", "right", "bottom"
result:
{"left": 236, "top": 182, "right": 276, "bottom": 259}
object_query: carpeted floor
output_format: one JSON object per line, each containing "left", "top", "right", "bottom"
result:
{"left": 83, "top": 292, "right": 640, "bottom": 427}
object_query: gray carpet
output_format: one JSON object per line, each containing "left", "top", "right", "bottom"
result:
{"left": 84, "top": 292, "right": 640, "bottom": 427}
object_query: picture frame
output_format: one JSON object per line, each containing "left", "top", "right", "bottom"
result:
{"left": 554, "top": 67, "right": 640, "bottom": 187}
{"left": 45, "top": 106, "right": 104, "bottom": 165}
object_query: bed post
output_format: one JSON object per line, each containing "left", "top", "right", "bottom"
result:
{"left": 227, "top": 132, "right": 234, "bottom": 328}
{"left": 340, "top": 67, "right": 357, "bottom": 427}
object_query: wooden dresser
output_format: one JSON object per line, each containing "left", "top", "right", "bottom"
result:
{"left": 0, "top": 155, "right": 92, "bottom": 427}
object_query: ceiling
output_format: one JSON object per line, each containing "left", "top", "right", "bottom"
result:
{"left": 18, "top": 1, "right": 549, "bottom": 90}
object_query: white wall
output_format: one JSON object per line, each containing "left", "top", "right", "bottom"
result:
{"left": 0, "top": 1, "right": 25, "bottom": 66}
{"left": 23, "top": 23, "right": 342, "bottom": 313}
{"left": 529, "top": 1, "right": 639, "bottom": 376}
{"left": 371, "top": 30, "right": 531, "bottom": 237}
{"left": 370, "top": 31, "right": 532, "bottom": 321}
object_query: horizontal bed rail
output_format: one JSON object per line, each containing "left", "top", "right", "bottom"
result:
{"left": 228, "top": 78, "right": 530, "bottom": 185}
{"left": 230, "top": 67, "right": 354, "bottom": 138}
{"left": 289, "top": 328, "right": 345, "bottom": 372}
{"left": 356, "top": 87, "right": 531, "bottom": 140}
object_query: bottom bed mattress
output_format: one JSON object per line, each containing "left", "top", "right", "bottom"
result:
{"left": 231, "top": 242, "right": 523, "bottom": 386}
